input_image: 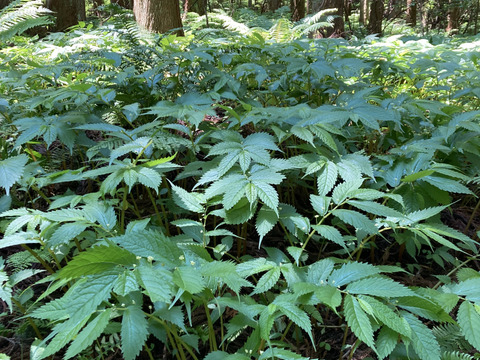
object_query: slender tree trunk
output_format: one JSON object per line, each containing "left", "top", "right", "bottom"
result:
{"left": 46, "top": 0, "right": 86, "bottom": 32}
{"left": 446, "top": 0, "right": 461, "bottom": 32}
{"left": 359, "top": 0, "right": 369, "bottom": 25}
{"left": 189, "top": 0, "right": 207, "bottom": 15}
{"left": 290, "top": 0, "right": 305, "bottom": 20}
{"left": 134, "top": 0, "right": 184, "bottom": 35}
{"left": 406, "top": 0, "right": 416, "bottom": 26}
{"left": 367, "top": 0, "right": 383, "bottom": 34}
{"left": 112, "top": 0, "right": 133, "bottom": 9}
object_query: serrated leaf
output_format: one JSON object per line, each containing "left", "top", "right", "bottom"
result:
{"left": 402, "top": 169, "right": 436, "bottom": 182}
{"left": 317, "top": 161, "right": 338, "bottom": 196}
{"left": 307, "top": 258, "right": 334, "bottom": 284}
{"left": 347, "top": 200, "right": 403, "bottom": 218}
{"left": 49, "top": 222, "right": 87, "bottom": 247}
{"left": 256, "top": 205, "right": 278, "bottom": 242}
{"left": 332, "top": 209, "right": 378, "bottom": 234}
{"left": 58, "top": 246, "right": 136, "bottom": 279}
{"left": 276, "top": 301, "right": 313, "bottom": 344}
{"left": 404, "top": 205, "right": 449, "bottom": 224}
{"left": 236, "top": 258, "right": 276, "bottom": 277}
{"left": 121, "top": 305, "right": 149, "bottom": 360}
{"left": 344, "top": 294, "right": 375, "bottom": 350}
{"left": 170, "top": 181, "right": 204, "bottom": 213}
{"left": 360, "top": 296, "right": 411, "bottom": 337}
{"left": 332, "top": 178, "right": 363, "bottom": 204}
{"left": 310, "top": 195, "right": 331, "bottom": 216}
{"left": 312, "top": 224, "right": 346, "bottom": 248}
{"left": 0, "top": 154, "right": 28, "bottom": 195}
{"left": 396, "top": 296, "right": 454, "bottom": 322}
{"left": 113, "top": 229, "right": 182, "bottom": 268}
{"left": 136, "top": 167, "right": 162, "bottom": 191}
{"left": 423, "top": 175, "right": 472, "bottom": 194}
{"left": 173, "top": 266, "right": 205, "bottom": 294}
{"left": 65, "top": 308, "right": 112, "bottom": 359}
{"left": 402, "top": 311, "right": 441, "bottom": 360}
{"left": 329, "top": 262, "right": 380, "bottom": 287}
{"left": 137, "top": 263, "right": 173, "bottom": 303}
{"left": 347, "top": 277, "right": 415, "bottom": 298}
{"left": 457, "top": 301, "right": 480, "bottom": 350}
{"left": 376, "top": 326, "right": 399, "bottom": 359}
{"left": 254, "top": 182, "right": 279, "bottom": 214}
{"left": 253, "top": 267, "right": 281, "bottom": 294}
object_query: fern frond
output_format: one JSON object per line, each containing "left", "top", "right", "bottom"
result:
{"left": 0, "top": 0, "right": 53, "bottom": 41}
{"left": 433, "top": 323, "right": 473, "bottom": 353}
{"left": 441, "top": 351, "right": 475, "bottom": 360}
{"left": 214, "top": 12, "right": 252, "bottom": 35}
{"left": 268, "top": 18, "right": 293, "bottom": 42}
{"left": 292, "top": 8, "right": 336, "bottom": 38}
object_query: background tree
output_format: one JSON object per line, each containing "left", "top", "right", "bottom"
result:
{"left": 134, "top": 0, "right": 184, "bottom": 35}
{"left": 406, "top": 0, "right": 417, "bottom": 26}
{"left": 46, "top": 0, "right": 85, "bottom": 31}
{"left": 317, "top": 0, "right": 344, "bottom": 36}
{"left": 112, "top": 0, "right": 133, "bottom": 9}
{"left": 367, "top": 0, "right": 383, "bottom": 34}
{"left": 290, "top": 0, "right": 305, "bottom": 21}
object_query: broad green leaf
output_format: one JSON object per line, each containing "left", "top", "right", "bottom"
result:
{"left": 316, "top": 161, "right": 337, "bottom": 196}
{"left": 344, "top": 294, "right": 375, "bottom": 350}
{"left": 113, "top": 271, "right": 139, "bottom": 296}
{"left": 259, "top": 347, "right": 310, "bottom": 360}
{"left": 448, "top": 278, "right": 480, "bottom": 305}
{"left": 121, "top": 305, "right": 149, "bottom": 360}
{"left": 136, "top": 167, "right": 162, "bottom": 191}
{"left": 276, "top": 301, "right": 314, "bottom": 345}
{"left": 236, "top": 258, "right": 276, "bottom": 277}
{"left": 376, "top": 326, "right": 399, "bottom": 359}
{"left": 310, "top": 195, "right": 331, "bottom": 216}
{"left": 332, "top": 179, "right": 364, "bottom": 204}
{"left": 113, "top": 229, "right": 182, "bottom": 268}
{"left": 170, "top": 182, "right": 204, "bottom": 213}
{"left": 58, "top": 245, "right": 136, "bottom": 279}
{"left": 307, "top": 258, "right": 335, "bottom": 284}
{"left": 457, "top": 301, "right": 480, "bottom": 350}
{"left": 254, "top": 182, "right": 279, "bottom": 214}
{"left": 331, "top": 209, "right": 378, "bottom": 234}
{"left": 137, "top": 263, "right": 173, "bottom": 303}
{"left": 256, "top": 205, "right": 278, "bottom": 242}
{"left": 0, "top": 154, "right": 28, "bottom": 195}
{"left": 347, "top": 200, "right": 403, "bottom": 218}
{"left": 396, "top": 296, "right": 454, "bottom": 323}
{"left": 402, "top": 169, "right": 436, "bottom": 182}
{"left": 347, "top": 277, "right": 415, "bottom": 298}
{"left": 360, "top": 296, "right": 411, "bottom": 337}
{"left": 329, "top": 262, "right": 380, "bottom": 287}
{"left": 173, "top": 266, "right": 205, "bottom": 294}
{"left": 253, "top": 267, "right": 281, "bottom": 294}
{"left": 402, "top": 311, "right": 441, "bottom": 360}
{"left": 403, "top": 205, "right": 449, "bottom": 225}
{"left": 424, "top": 175, "right": 472, "bottom": 194}
{"left": 49, "top": 222, "right": 87, "bottom": 247}
{"left": 312, "top": 224, "right": 346, "bottom": 248}
{"left": 65, "top": 308, "right": 112, "bottom": 359}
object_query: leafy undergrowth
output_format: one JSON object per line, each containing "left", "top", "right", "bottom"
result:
{"left": 1, "top": 11, "right": 480, "bottom": 360}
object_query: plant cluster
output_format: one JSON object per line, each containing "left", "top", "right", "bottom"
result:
{"left": 0, "top": 12, "right": 480, "bottom": 360}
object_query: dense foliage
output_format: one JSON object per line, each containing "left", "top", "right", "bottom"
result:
{"left": 1, "top": 7, "right": 480, "bottom": 360}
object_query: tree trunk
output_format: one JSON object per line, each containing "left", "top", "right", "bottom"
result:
{"left": 367, "top": 0, "right": 383, "bottom": 34}
{"left": 189, "top": 0, "right": 207, "bottom": 15}
{"left": 446, "top": 0, "right": 461, "bottom": 32}
{"left": 0, "top": 0, "right": 10, "bottom": 10}
{"left": 134, "top": 0, "right": 184, "bottom": 35}
{"left": 405, "top": 0, "right": 416, "bottom": 26}
{"left": 46, "top": 0, "right": 86, "bottom": 32}
{"left": 321, "top": 0, "right": 345, "bottom": 36}
{"left": 359, "top": 0, "right": 369, "bottom": 25}
{"left": 112, "top": 0, "right": 133, "bottom": 9}
{"left": 290, "top": 0, "right": 305, "bottom": 21}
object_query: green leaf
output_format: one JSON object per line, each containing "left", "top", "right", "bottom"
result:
{"left": 396, "top": 296, "right": 454, "bottom": 323}
{"left": 347, "top": 277, "right": 415, "bottom": 298}
{"left": 136, "top": 167, "right": 162, "bottom": 191}
{"left": 403, "top": 205, "right": 449, "bottom": 225}
{"left": 49, "top": 222, "right": 88, "bottom": 247}
{"left": 65, "top": 308, "right": 112, "bottom": 359}
{"left": 402, "top": 311, "right": 441, "bottom": 360}
{"left": 423, "top": 176, "right": 472, "bottom": 194}
{"left": 137, "top": 263, "right": 173, "bottom": 303}
{"left": 344, "top": 294, "right": 375, "bottom": 350}
{"left": 329, "top": 262, "right": 380, "bottom": 287}
{"left": 331, "top": 209, "right": 378, "bottom": 234}
{"left": 376, "top": 326, "right": 399, "bottom": 359}
{"left": 256, "top": 205, "right": 278, "bottom": 242}
{"left": 58, "top": 245, "right": 136, "bottom": 279}
{"left": 253, "top": 267, "right": 281, "bottom": 294}
{"left": 312, "top": 224, "right": 346, "bottom": 248}
{"left": 173, "top": 266, "right": 205, "bottom": 294}
{"left": 317, "top": 161, "right": 337, "bottom": 196}
{"left": 457, "top": 301, "right": 480, "bottom": 350}
{"left": 113, "top": 229, "right": 182, "bottom": 268}
{"left": 275, "top": 301, "right": 314, "bottom": 345}
{"left": 254, "top": 182, "right": 279, "bottom": 214}
{"left": 360, "top": 296, "right": 411, "bottom": 337}
{"left": 310, "top": 195, "right": 331, "bottom": 216}
{"left": 170, "top": 182, "right": 204, "bottom": 213}
{"left": 121, "top": 305, "right": 149, "bottom": 360}
{"left": 347, "top": 200, "right": 404, "bottom": 218}
{"left": 0, "top": 154, "right": 28, "bottom": 195}
{"left": 307, "top": 258, "right": 335, "bottom": 284}
{"left": 402, "top": 169, "right": 436, "bottom": 182}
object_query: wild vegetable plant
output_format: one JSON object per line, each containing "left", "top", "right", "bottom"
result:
{"left": 0, "top": 13, "right": 480, "bottom": 360}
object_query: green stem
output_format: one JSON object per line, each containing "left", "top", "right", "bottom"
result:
{"left": 146, "top": 187, "right": 169, "bottom": 235}
{"left": 433, "top": 253, "right": 480, "bottom": 289}
{"left": 120, "top": 185, "right": 129, "bottom": 231}
{"left": 204, "top": 301, "right": 218, "bottom": 351}
{"left": 21, "top": 244, "right": 55, "bottom": 274}
{"left": 465, "top": 198, "right": 480, "bottom": 234}
{"left": 11, "top": 297, "right": 43, "bottom": 340}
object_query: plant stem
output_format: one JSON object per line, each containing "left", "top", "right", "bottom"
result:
{"left": 11, "top": 298, "right": 43, "bottom": 340}
{"left": 21, "top": 244, "right": 55, "bottom": 274}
